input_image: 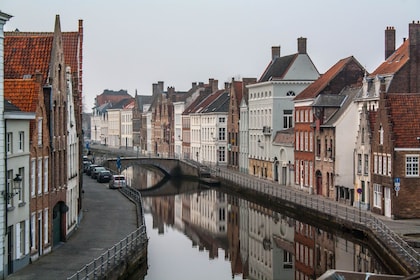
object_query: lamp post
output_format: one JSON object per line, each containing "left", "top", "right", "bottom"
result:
{"left": 2, "top": 174, "right": 22, "bottom": 202}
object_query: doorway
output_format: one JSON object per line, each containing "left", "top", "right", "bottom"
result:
{"left": 384, "top": 187, "right": 391, "bottom": 217}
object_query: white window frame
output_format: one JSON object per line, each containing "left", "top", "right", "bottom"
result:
{"left": 18, "top": 131, "right": 24, "bottom": 151}
{"left": 373, "top": 184, "right": 382, "bottom": 208}
{"left": 406, "top": 155, "right": 419, "bottom": 177}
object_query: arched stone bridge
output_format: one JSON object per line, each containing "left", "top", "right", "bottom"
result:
{"left": 102, "top": 157, "right": 200, "bottom": 178}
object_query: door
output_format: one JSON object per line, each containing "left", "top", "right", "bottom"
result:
{"left": 281, "top": 166, "right": 287, "bottom": 185}
{"left": 38, "top": 213, "right": 42, "bottom": 256}
{"left": 7, "top": 226, "right": 13, "bottom": 274}
{"left": 384, "top": 187, "right": 391, "bottom": 217}
{"left": 53, "top": 204, "right": 62, "bottom": 246}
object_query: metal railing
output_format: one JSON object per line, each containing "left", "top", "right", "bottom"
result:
{"left": 213, "top": 168, "right": 420, "bottom": 271}
{"left": 67, "top": 187, "right": 148, "bottom": 280}
{"left": 66, "top": 226, "right": 147, "bottom": 280}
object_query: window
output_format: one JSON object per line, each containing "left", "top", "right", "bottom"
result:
{"left": 357, "top": 154, "right": 362, "bottom": 174}
{"left": 309, "top": 132, "right": 313, "bottom": 152}
{"left": 218, "top": 128, "right": 225, "bottom": 141}
{"left": 19, "top": 131, "right": 24, "bottom": 151}
{"left": 406, "top": 155, "right": 419, "bottom": 176}
{"left": 379, "top": 125, "right": 384, "bottom": 145}
{"left": 6, "top": 132, "right": 12, "bottom": 154}
{"left": 218, "top": 147, "right": 226, "bottom": 162}
{"left": 44, "top": 158, "right": 49, "bottom": 192}
{"left": 38, "top": 118, "right": 43, "bottom": 146}
{"left": 31, "top": 159, "right": 35, "bottom": 197}
{"left": 316, "top": 138, "right": 321, "bottom": 158}
{"left": 219, "top": 117, "right": 225, "bottom": 123}
{"left": 18, "top": 167, "right": 24, "bottom": 202}
{"left": 283, "top": 110, "right": 293, "bottom": 129}
{"left": 286, "top": 90, "right": 295, "bottom": 96}
{"left": 37, "top": 159, "right": 42, "bottom": 195}
{"left": 387, "top": 155, "right": 391, "bottom": 176}
{"left": 373, "top": 184, "right": 382, "bottom": 208}
{"left": 378, "top": 155, "right": 382, "bottom": 175}
{"left": 31, "top": 213, "right": 36, "bottom": 250}
{"left": 364, "top": 154, "right": 369, "bottom": 175}
{"left": 374, "top": 154, "right": 378, "bottom": 174}
{"left": 44, "top": 208, "right": 49, "bottom": 244}
{"left": 7, "top": 169, "right": 13, "bottom": 207}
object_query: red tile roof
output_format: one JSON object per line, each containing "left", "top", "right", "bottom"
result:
{"left": 4, "top": 79, "right": 39, "bottom": 112}
{"left": 4, "top": 31, "right": 81, "bottom": 83}
{"left": 4, "top": 34, "right": 53, "bottom": 82}
{"left": 371, "top": 39, "right": 409, "bottom": 77}
{"left": 294, "top": 56, "right": 361, "bottom": 101}
{"left": 387, "top": 93, "right": 420, "bottom": 148}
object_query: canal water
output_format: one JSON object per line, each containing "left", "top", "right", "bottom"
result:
{"left": 124, "top": 166, "right": 392, "bottom": 280}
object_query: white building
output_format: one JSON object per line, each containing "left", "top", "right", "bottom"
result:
{"left": 247, "top": 40, "right": 319, "bottom": 180}
{"left": 65, "top": 67, "right": 79, "bottom": 236}
{"left": 0, "top": 11, "right": 12, "bottom": 278}
{"left": 121, "top": 100, "right": 134, "bottom": 149}
{"left": 4, "top": 100, "right": 35, "bottom": 274}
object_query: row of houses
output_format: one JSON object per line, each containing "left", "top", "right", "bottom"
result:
{"left": 0, "top": 13, "right": 83, "bottom": 278}
{"left": 90, "top": 21, "right": 420, "bottom": 220}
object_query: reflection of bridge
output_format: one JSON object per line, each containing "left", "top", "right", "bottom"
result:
{"left": 102, "top": 157, "right": 200, "bottom": 178}
{"left": 138, "top": 178, "right": 210, "bottom": 197}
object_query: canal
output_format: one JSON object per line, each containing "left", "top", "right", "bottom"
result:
{"left": 124, "top": 165, "right": 394, "bottom": 280}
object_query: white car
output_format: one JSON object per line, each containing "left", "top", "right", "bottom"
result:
{"left": 109, "top": 175, "right": 126, "bottom": 189}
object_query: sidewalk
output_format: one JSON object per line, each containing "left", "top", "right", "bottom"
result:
{"left": 6, "top": 174, "right": 138, "bottom": 280}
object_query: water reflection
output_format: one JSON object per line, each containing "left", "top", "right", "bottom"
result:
{"left": 125, "top": 166, "right": 390, "bottom": 280}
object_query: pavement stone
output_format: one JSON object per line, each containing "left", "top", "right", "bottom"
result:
{"left": 6, "top": 174, "right": 138, "bottom": 280}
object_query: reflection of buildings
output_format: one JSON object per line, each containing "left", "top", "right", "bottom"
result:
{"left": 227, "top": 195, "right": 243, "bottom": 278}
{"left": 240, "top": 201, "right": 294, "bottom": 280}
{"left": 190, "top": 190, "right": 227, "bottom": 236}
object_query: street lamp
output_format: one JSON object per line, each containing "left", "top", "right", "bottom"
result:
{"left": 2, "top": 174, "right": 22, "bottom": 202}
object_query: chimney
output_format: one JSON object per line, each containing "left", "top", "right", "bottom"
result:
{"left": 385, "top": 26, "right": 396, "bottom": 60}
{"left": 157, "top": 81, "right": 164, "bottom": 94}
{"left": 225, "top": 82, "right": 229, "bottom": 89}
{"left": 271, "top": 46, "right": 280, "bottom": 60}
{"left": 152, "top": 83, "right": 158, "bottom": 96}
{"left": 297, "top": 37, "right": 307, "bottom": 54}
{"left": 409, "top": 20, "right": 420, "bottom": 93}
{"left": 192, "top": 82, "right": 197, "bottom": 88}
{"left": 212, "top": 79, "right": 219, "bottom": 92}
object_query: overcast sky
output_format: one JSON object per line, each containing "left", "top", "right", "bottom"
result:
{"left": 2, "top": 0, "right": 419, "bottom": 111}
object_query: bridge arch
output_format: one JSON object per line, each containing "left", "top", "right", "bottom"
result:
{"left": 102, "top": 157, "right": 200, "bottom": 178}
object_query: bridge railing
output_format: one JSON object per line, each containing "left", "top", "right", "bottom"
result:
{"left": 214, "top": 167, "right": 420, "bottom": 271}
{"left": 66, "top": 226, "right": 147, "bottom": 280}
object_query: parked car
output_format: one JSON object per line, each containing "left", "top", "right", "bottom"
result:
{"left": 83, "top": 160, "right": 92, "bottom": 173}
{"left": 91, "top": 166, "right": 106, "bottom": 179}
{"left": 86, "top": 164, "right": 99, "bottom": 176}
{"left": 109, "top": 175, "right": 126, "bottom": 189}
{"left": 97, "top": 170, "right": 112, "bottom": 183}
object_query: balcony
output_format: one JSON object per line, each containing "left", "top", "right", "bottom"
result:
{"left": 262, "top": 126, "right": 271, "bottom": 136}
